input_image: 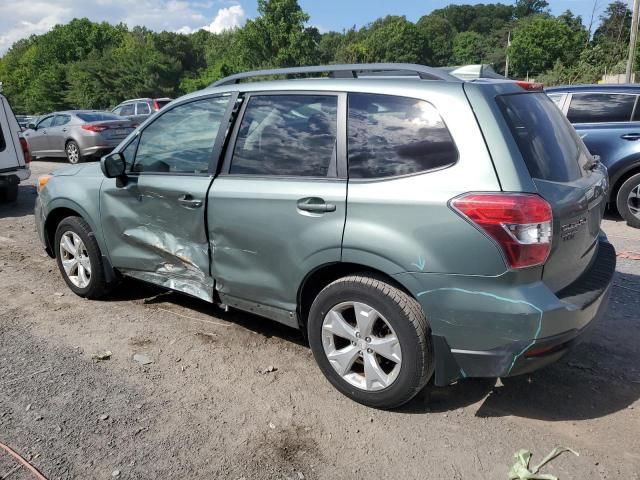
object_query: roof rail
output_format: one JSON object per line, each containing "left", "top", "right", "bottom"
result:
{"left": 210, "top": 63, "right": 461, "bottom": 87}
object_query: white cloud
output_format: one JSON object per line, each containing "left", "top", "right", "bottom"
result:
{"left": 0, "top": 1, "right": 246, "bottom": 54}
{"left": 202, "top": 5, "right": 246, "bottom": 33}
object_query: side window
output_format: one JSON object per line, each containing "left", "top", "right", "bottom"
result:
{"left": 136, "top": 102, "right": 151, "bottom": 115}
{"left": 132, "top": 96, "right": 230, "bottom": 174}
{"left": 0, "top": 124, "right": 5, "bottom": 152}
{"left": 230, "top": 94, "right": 337, "bottom": 177}
{"left": 348, "top": 93, "right": 458, "bottom": 179}
{"left": 567, "top": 93, "right": 635, "bottom": 123}
{"left": 120, "top": 104, "right": 135, "bottom": 116}
{"left": 37, "top": 116, "right": 54, "bottom": 129}
{"left": 52, "top": 115, "right": 70, "bottom": 127}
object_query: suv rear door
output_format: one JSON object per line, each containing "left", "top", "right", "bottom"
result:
{"left": 498, "top": 92, "right": 607, "bottom": 291}
{"left": 208, "top": 92, "right": 347, "bottom": 322}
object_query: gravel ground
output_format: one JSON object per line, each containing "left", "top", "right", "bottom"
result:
{"left": 1, "top": 160, "right": 639, "bottom": 480}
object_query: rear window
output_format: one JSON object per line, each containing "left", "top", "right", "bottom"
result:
{"left": 567, "top": 93, "right": 636, "bottom": 123}
{"left": 498, "top": 92, "right": 586, "bottom": 182}
{"left": 348, "top": 93, "right": 457, "bottom": 178}
{"left": 155, "top": 100, "right": 171, "bottom": 109}
{"left": 77, "top": 112, "right": 122, "bottom": 122}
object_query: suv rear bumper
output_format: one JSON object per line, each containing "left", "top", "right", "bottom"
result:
{"left": 395, "top": 239, "right": 616, "bottom": 386}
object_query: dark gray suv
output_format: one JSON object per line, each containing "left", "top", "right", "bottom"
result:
{"left": 35, "top": 64, "right": 615, "bottom": 408}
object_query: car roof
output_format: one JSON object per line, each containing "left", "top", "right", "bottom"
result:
{"left": 546, "top": 84, "right": 640, "bottom": 94}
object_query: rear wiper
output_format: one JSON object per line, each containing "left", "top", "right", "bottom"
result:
{"left": 584, "top": 154, "right": 600, "bottom": 171}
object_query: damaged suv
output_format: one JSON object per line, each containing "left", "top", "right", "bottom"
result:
{"left": 35, "top": 64, "right": 615, "bottom": 408}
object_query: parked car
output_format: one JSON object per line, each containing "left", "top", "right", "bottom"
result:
{"left": 35, "top": 64, "right": 614, "bottom": 408}
{"left": 0, "top": 94, "right": 30, "bottom": 202}
{"left": 546, "top": 84, "right": 640, "bottom": 228}
{"left": 23, "top": 111, "right": 136, "bottom": 164}
{"left": 111, "top": 98, "right": 172, "bottom": 123}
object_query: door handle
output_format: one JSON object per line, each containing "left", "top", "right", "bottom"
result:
{"left": 621, "top": 133, "right": 640, "bottom": 141}
{"left": 62, "top": 128, "right": 67, "bottom": 132}
{"left": 297, "top": 197, "right": 336, "bottom": 213}
{"left": 177, "top": 194, "right": 203, "bottom": 208}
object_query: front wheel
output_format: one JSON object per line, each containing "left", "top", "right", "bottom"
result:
{"left": 54, "top": 216, "right": 111, "bottom": 299}
{"left": 65, "top": 140, "right": 82, "bottom": 164}
{"left": 308, "top": 275, "right": 433, "bottom": 409}
{"left": 616, "top": 172, "right": 640, "bottom": 228}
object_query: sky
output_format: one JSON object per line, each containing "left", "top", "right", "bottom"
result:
{"left": 0, "top": 0, "right": 628, "bottom": 55}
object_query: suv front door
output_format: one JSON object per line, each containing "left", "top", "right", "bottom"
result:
{"left": 208, "top": 92, "right": 347, "bottom": 325}
{"left": 100, "top": 94, "right": 235, "bottom": 301}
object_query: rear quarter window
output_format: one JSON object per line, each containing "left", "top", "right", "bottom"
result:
{"left": 0, "top": 125, "right": 5, "bottom": 152}
{"left": 498, "top": 92, "right": 586, "bottom": 182}
{"left": 347, "top": 93, "right": 457, "bottom": 179}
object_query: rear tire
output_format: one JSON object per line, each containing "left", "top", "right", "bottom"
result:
{"left": 308, "top": 274, "right": 433, "bottom": 409}
{"left": 54, "top": 216, "right": 111, "bottom": 299}
{"left": 65, "top": 140, "right": 82, "bottom": 164}
{"left": 616, "top": 172, "right": 640, "bottom": 229}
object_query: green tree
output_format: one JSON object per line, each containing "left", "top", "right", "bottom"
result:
{"left": 237, "top": 0, "right": 320, "bottom": 68}
{"left": 416, "top": 15, "right": 456, "bottom": 66}
{"left": 509, "top": 15, "right": 585, "bottom": 78}
{"left": 514, "top": 0, "right": 550, "bottom": 19}
{"left": 453, "top": 31, "right": 487, "bottom": 64}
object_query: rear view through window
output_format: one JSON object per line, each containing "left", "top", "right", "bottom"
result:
{"left": 347, "top": 93, "right": 457, "bottom": 179}
{"left": 498, "top": 92, "right": 586, "bottom": 182}
{"left": 567, "top": 93, "right": 636, "bottom": 123}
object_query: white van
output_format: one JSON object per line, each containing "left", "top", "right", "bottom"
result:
{"left": 0, "top": 94, "right": 30, "bottom": 202}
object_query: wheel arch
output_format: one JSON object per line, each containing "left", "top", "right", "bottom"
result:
{"left": 44, "top": 203, "right": 117, "bottom": 283}
{"left": 610, "top": 160, "right": 640, "bottom": 204}
{"left": 296, "top": 262, "right": 419, "bottom": 333}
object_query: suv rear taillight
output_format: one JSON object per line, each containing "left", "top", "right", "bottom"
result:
{"left": 19, "top": 137, "right": 31, "bottom": 164}
{"left": 451, "top": 193, "right": 552, "bottom": 269}
{"left": 152, "top": 100, "right": 160, "bottom": 111}
{"left": 82, "top": 124, "right": 108, "bottom": 132}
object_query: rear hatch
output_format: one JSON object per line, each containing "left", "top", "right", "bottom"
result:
{"left": 497, "top": 92, "right": 607, "bottom": 291}
{"left": 0, "top": 95, "right": 25, "bottom": 171}
{"left": 78, "top": 112, "right": 136, "bottom": 144}
{"left": 90, "top": 120, "right": 136, "bottom": 142}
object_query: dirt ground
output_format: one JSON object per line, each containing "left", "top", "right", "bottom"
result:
{"left": 1, "top": 160, "right": 639, "bottom": 480}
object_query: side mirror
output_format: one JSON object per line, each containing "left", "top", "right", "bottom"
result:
{"left": 101, "top": 152, "right": 127, "bottom": 180}
{"left": 27, "top": 123, "right": 36, "bottom": 130}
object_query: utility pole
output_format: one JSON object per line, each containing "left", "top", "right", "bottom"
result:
{"left": 504, "top": 31, "right": 511, "bottom": 78}
{"left": 626, "top": 0, "right": 640, "bottom": 83}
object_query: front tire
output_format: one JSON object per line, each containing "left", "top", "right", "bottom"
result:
{"left": 616, "top": 172, "right": 640, "bottom": 229}
{"left": 65, "top": 140, "right": 82, "bottom": 164}
{"left": 54, "top": 216, "right": 110, "bottom": 299}
{"left": 308, "top": 275, "right": 433, "bottom": 409}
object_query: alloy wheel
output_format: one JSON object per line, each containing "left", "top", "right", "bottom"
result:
{"left": 59, "top": 231, "right": 91, "bottom": 288}
{"left": 628, "top": 184, "right": 640, "bottom": 220}
{"left": 321, "top": 301, "right": 402, "bottom": 391}
{"left": 66, "top": 143, "right": 79, "bottom": 163}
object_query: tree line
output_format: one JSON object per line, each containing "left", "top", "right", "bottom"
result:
{"left": 0, "top": 0, "right": 635, "bottom": 114}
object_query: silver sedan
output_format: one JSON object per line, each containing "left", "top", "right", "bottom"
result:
{"left": 24, "top": 111, "right": 136, "bottom": 164}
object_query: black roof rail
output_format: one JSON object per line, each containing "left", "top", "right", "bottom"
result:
{"left": 210, "top": 63, "right": 461, "bottom": 87}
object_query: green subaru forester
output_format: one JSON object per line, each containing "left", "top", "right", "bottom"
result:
{"left": 35, "top": 64, "right": 615, "bottom": 408}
